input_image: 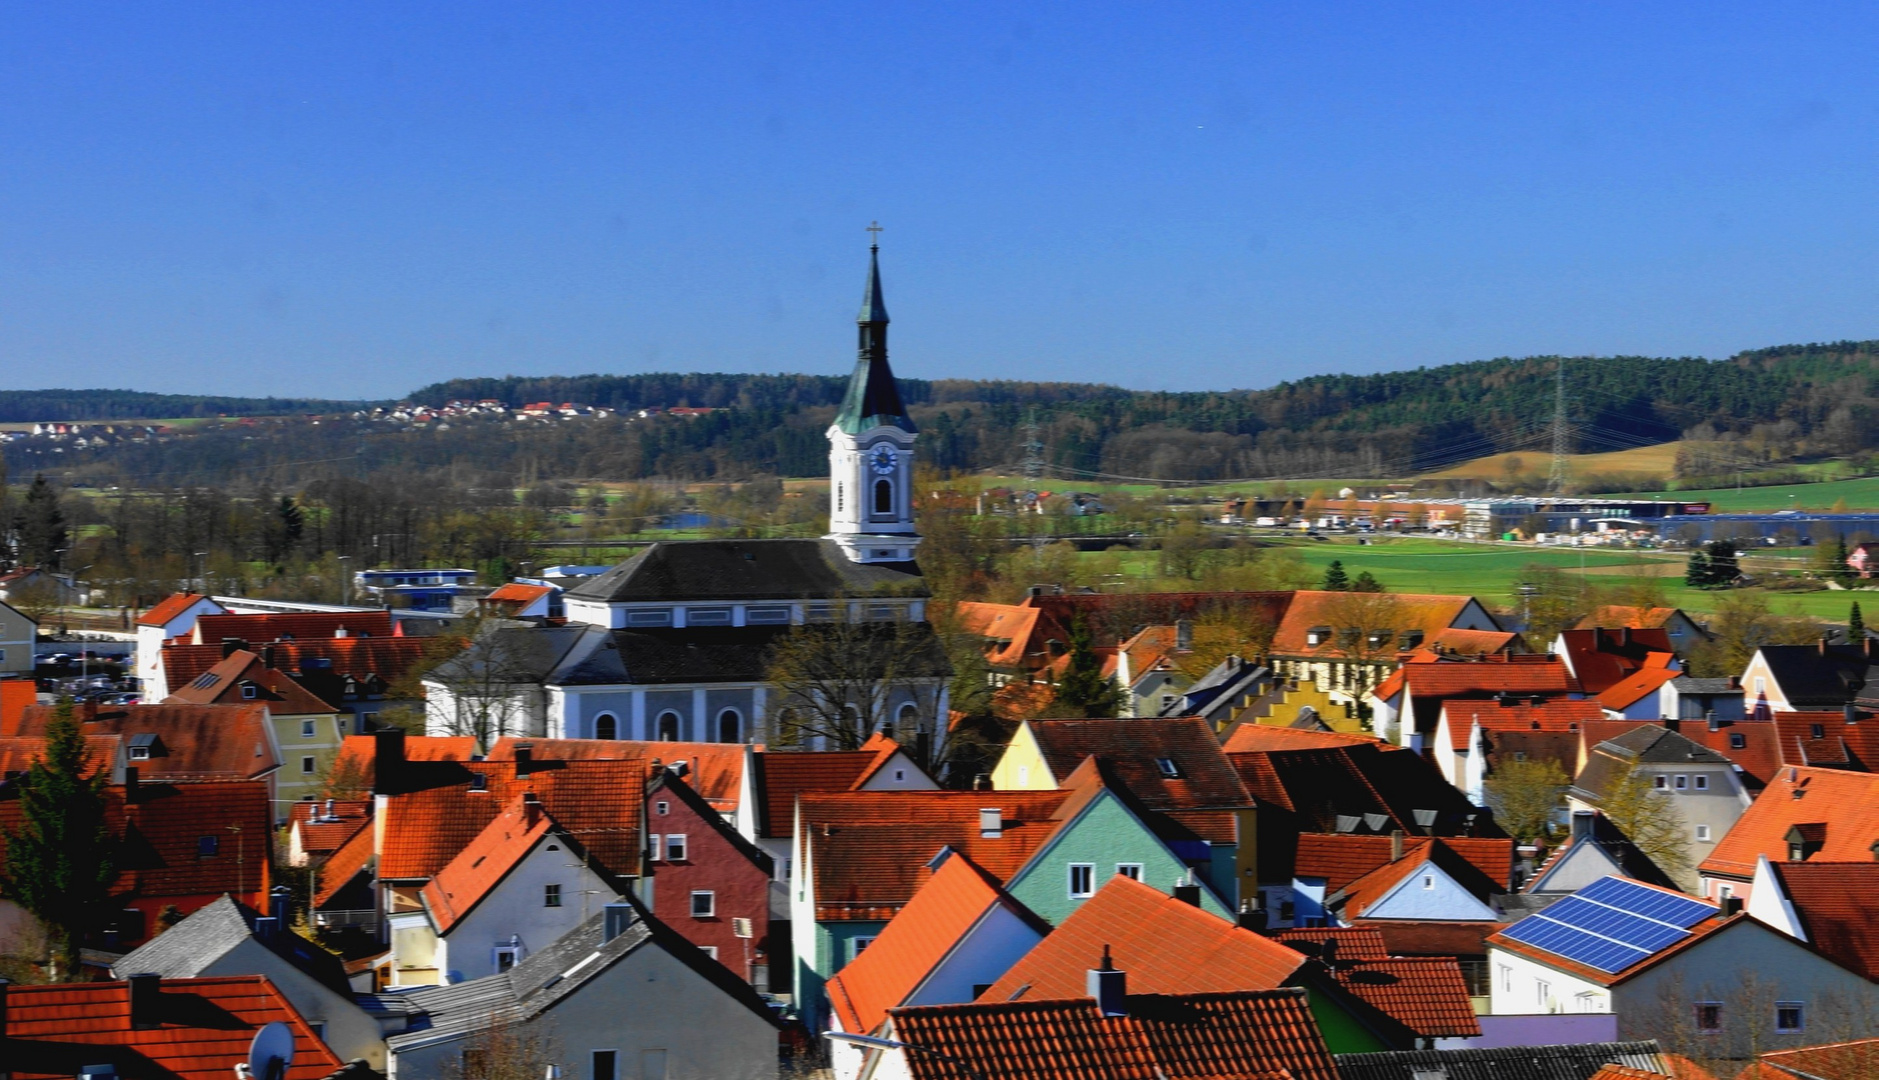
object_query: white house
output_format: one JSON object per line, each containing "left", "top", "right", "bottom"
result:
{"left": 133, "top": 593, "right": 226, "bottom": 698}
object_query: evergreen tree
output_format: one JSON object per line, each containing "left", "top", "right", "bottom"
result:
{"left": 1685, "top": 549, "right": 1712, "bottom": 588}
{"left": 1704, "top": 540, "right": 1740, "bottom": 585}
{"left": 1350, "top": 570, "right": 1384, "bottom": 593}
{"left": 278, "top": 495, "right": 305, "bottom": 548}
{"left": 1, "top": 699, "right": 119, "bottom": 979}
{"left": 15, "top": 474, "right": 66, "bottom": 569}
{"left": 1048, "top": 617, "right": 1123, "bottom": 718}
{"left": 1321, "top": 560, "right": 1350, "bottom": 591}
{"left": 1852, "top": 602, "right": 1866, "bottom": 640}
{"left": 1830, "top": 534, "right": 1854, "bottom": 584}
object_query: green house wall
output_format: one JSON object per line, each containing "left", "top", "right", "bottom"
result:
{"left": 1007, "top": 790, "right": 1233, "bottom": 925}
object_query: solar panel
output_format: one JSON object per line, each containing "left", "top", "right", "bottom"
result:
{"left": 1498, "top": 876, "right": 1718, "bottom": 974}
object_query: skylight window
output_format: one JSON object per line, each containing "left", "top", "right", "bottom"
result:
{"left": 1155, "top": 757, "right": 1181, "bottom": 778}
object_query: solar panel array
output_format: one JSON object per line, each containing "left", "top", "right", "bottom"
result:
{"left": 1500, "top": 876, "right": 1717, "bottom": 974}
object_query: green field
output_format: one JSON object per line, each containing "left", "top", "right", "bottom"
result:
{"left": 1606, "top": 474, "right": 1879, "bottom": 513}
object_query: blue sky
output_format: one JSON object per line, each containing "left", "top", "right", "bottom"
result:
{"left": 3, "top": 3, "right": 1879, "bottom": 398}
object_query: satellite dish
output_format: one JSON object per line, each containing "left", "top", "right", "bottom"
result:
{"left": 248, "top": 1021, "right": 296, "bottom": 1080}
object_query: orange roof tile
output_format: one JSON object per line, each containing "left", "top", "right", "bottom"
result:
{"left": 1222, "top": 726, "right": 1385, "bottom": 752}
{"left": 487, "top": 582, "right": 555, "bottom": 604}
{"left": 756, "top": 748, "right": 887, "bottom": 837}
{"left": 0, "top": 733, "right": 121, "bottom": 776}
{"left": 1267, "top": 926, "right": 1391, "bottom": 960}
{"left": 165, "top": 649, "right": 340, "bottom": 714}
{"left": 420, "top": 797, "right": 556, "bottom": 933}
{"left": 312, "top": 821, "right": 376, "bottom": 909}
{"left": 827, "top": 851, "right": 1041, "bottom": 1034}
{"left": 287, "top": 798, "right": 371, "bottom": 856}
{"left": 192, "top": 610, "right": 396, "bottom": 645}
{"left": 1701, "top": 766, "right": 1879, "bottom": 880}
{"left": 11, "top": 702, "right": 277, "bottom": 782}
{"left": 1295, "top": 834, "right": 1515, "bottom": 894}
{"left": 1554, "top": 628, "right": 1677, "bottom": 694}
{"left": 803, "top": 791, "right": 1071, "bottom": 921}
{"left": 330, "top": 732, "right": 476, "bottom": 788}
{"left": 1440, "top": 699, "right": 1607, "bottom": 750}
{"left": 956, "top": 601, "right": 1042, "bottom": 668}
{"left": 1321, "top": 955, "right": 1481, "bottom": 1037}
{"left": 888, "top": 989, "right": 1339, "bottom": 1080}
{"left": 1428, "top": 628, "right": 1523, "bottom": 655}
{"left": 980, "top": 875, "right": 1305, "bottom": 1004}
{"left": 490, "top": 736, "right": 748, "bottom": 810}
{"left": 1765, "top": 861, "right": 1879, "bottom": 979}
{"left": 1753, "top": 1038, "right": 1879, "bottom": 1080}
{"left": 136, "top": 593, "right": 219, "bottom": 628}
{"left": 1597, "top": 665, "right": 1684, "bottom": 710}
{"left": 1577, "top": 606, "right": 1689, "bottom": 632}
{"left": 6, "top": 975, "right": 344, "bottom": 1080}
{"left": 1271, "top": 591, "right": 1484, "bottom": 660}
{"left": 1397, "top": 654, "right": 1579, "bottom": 699}
{"left": 1588, "top": 1066, "right": 1672, "bottom": 1080}
{"left": 163, "top": 637, "right": 433, "bottom": 694}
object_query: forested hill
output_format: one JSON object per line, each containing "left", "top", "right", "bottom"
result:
{"left": 0, "top": 389, "right": 365, "bottom": 422}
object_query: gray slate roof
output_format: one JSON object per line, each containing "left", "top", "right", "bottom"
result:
{"left": 425, "top": 623, "right": 592, "bottom": 685}
{"left": 565, "top": 539, "right": 927, "bottom": 604}
{"left": 1335, "top": 1041, "right": 1666, "bottom": 1080}
{"left": 112, "top": 894, "right": 352, "bottom": 995}
{"left": 387, "top": 898, "right": 778, "bottom": 1053}
{"left": 555, "top": 620, "right": 951, "bottom": 686}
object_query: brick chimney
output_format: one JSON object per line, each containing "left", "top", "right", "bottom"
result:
{"left": 1087, "top": 945, "right": 1127, "bottom": 1017}
{"left": 222, "top": 636, "right": 248, "bottom": 659}
{"left": 522, "top": 791, "right": 542, "bottom": 829}
{"left": 127, "top": 973, "right": 161, "bottom": 1029}
{"left": 1172, "top": 872, "right": 1201, "bottom": 907}
{"left": 1390, "top": 829, "right": 1404, "bottom": 862}
{"left": 373, "top": 728, "right": 406, "bottom": 794}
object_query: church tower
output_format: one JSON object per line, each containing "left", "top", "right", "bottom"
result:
{"left": 827, "top": 238, "right": 920, "bottom": 564}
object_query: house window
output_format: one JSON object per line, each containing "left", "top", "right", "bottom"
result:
{"left": 300, "top": 719, "right": 316, "bottom": 738}
{"left": 648, "top": 834, "right": 661, "bottom": 861}
{"left": 1068, "top": 863, "right": 1095, "bottom": 898}
{"left": 700, "top": 946, "right": 718, "bottom": 960}
{"left": 1695, "top": 1002, "right": 1723, "bottom": 1033}
{"left": 592, "top": 1050, "right": 617, "bottom": 1080}
{"left": 1695, "top": 825, "right": 1711, "bottom": 842}
{"left": 1811, "top": 723, "right": 1826, "bottom": 739}
{"left": 1537, "top": 979, "right": 1553, "bottom": 1011}
{"left": 495, "top": 945, "right": 522, "bottom": 973}
{"left": 595, "top": 713, "right": 618, "bottom": 740}
{"left": 687, "top": 607, "right": 733, "bottom": 626}
{"left": 1654, "top": 775, "right": 1669, "bottom": 790}
{"left": 1694, "top": 774, "right": 1709, "bottom": 790}
{"left": 1422, "top": 875, "right": 1435, "bottom": 890}
{"left": 241, "top": 684, "right": 258, "bottom": 700}
{"left": 665, "top": 834, "right": 687, "bottom": 862}
{"left": 1155, "top": 758, "right": 1181, "bottom": 778}
{"left": 746, "top": 606, "right": 790, "bottom": 624}
{"left": 1116, "top": 863, "right": 1143, "bottom": 881}
{"left": 1575, "top": 991, "right": 1599, "bottom": 1012}
{"left": 657, "top": 711, "right": 681, "bottom": 741}
{"left": 130, "top": 746, "right": 150, "bottom": 760}
{"left": 1498, "top": 964, "right": 1513, "bottom": 992}
{"left": 1160, "top": 694, "right": 1176, "bottom": 712}
{"left": 625, "top": 608, "right": 673, "bottom": 627}
{"left": 544, "top": 883, "right": 562, "bottom": 907}
{"left": 301, "top": 756, "right": 316, "bottom": 775}
{"left": 197, "top": 835, "right": 219, "bottom": 857}
{"left": 1674, "top": 775, "right": 1688, "bottom": 790}
{"left": 469, "top": 772, "right": 488, "bottom": 792}
{"left": 690, "top": 891, "right": 715, "bottom": 918}
{"left": 655, "top": 801, "right": 669, "bottom": 817}
{"left": 850, "top": 936, "right": 875, "bottom": 961}
{"left": 1731, "top": 732, "right": 1746, "bottom": 749}
{"left": 1776, "top": 1002, "right": 1805, "bottom": 1034}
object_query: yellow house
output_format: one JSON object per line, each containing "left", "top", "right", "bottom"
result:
{"left": 164, "top": 647, "right": 347, "bottom": 819}
{"left": 1234, "top": 680, "right": 1364, "bottom": 734}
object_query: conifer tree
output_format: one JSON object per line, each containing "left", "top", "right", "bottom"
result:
{"left": 1048, "top": 617, "right": 1122, "bottom": 718}
{"left": 15, "top": 474, "right": 66, "bottom": 569}
{"left": 2, "top": 699, "right": 118, "bottom": 979}
{"left": 1685, "top": 549, "right": 1712, "bottom": 588}
{"left": 1350, "top": 570, "right": 1384, "bottom": 593}
{"left": 1851, "top": 602, "right": 1865, "bottom": 640}
{"left": 1321, "top": 560, "right": 1350, "bottom": 591}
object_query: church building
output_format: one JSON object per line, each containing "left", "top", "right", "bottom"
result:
{"left": 422, "top": 242, "right": 952, "bottom": 751}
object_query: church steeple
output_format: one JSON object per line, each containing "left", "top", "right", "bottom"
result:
{"left": 827, "top": 231, "right": 920, "bottom": 565}
{"left": 834, "top": 240, "right": 917, "bottom": 436}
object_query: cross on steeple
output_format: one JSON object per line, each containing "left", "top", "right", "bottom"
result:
{"left": 866, "top": 220, "right": 883, "bottom": 249}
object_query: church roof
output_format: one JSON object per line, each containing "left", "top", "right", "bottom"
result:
{"left": 834, "top": 245, "right": 917, "bottom": 435}
{"left": 859, "top": 243, "right": 890, "bottom": 324}
{"left": 565, "top": 538, "right": 927, "bottom": 603}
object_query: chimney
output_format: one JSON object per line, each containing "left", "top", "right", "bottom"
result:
{"left": 1390, "top": 829, "right": 1404, "bottom": 862}
{"left": 222, "top": 636, "right": 248, "bottom": 659}
{"left": 1172, "top": 871, "right": 1202, "bottom": 907}
{"left": 1707, "top": 710, "right": 1720, "bottom": 733}
{"left": 1719, "top": 896, "right": 1744, "bottom": 918}
{"left": 602, "top": 902, "right": 634, "bottom": 943}
{"left": 1176, "top": 619, "right": 1194, "bottom": 652}
{"left": 1620, "top": 627, "right": 1631, "bottom": 647}
{"left": 1820, "top": 637, "right": 1831, "bottom": 656}
{"left": 522, "top": 791, "right": 542, "bottom": 828}
{"left": 1237, "top": 898, "right": 1265, "bottom": 931}
{"left": 123, "top": 766, "right": 139, "bottom": 804}
{"left": 1848, "top": 703, "right": 1860, "bottom": 726}
{"left": 1086, "top": 945, "right": 1127, "bottom": 1017}
{"left": 270, "top": 885, "right": 291, "bottom": 926}
{"left": 260, "top": 643, "right": 276, "bottom": 670}
{"left": 323, "top": 798, "right": 335, "bottom": 821}
{"left": 374, "top": 728, "right": 406, "bottom": 793}
{"left": 126, "top": 973, "right": 161, "bottom": 1029}
{"left": 253, "top": 915, "right": 279, "bottom": 940}
{"left": 973, "top": 773, "right": 992, "bottom": 791}
{"left": 979, "top": 808, "right": 1003, "bottom": 839}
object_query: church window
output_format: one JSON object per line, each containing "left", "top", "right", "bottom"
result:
{"left": 717, "top": 708, "right": 741, "bottom": 743}
{"left": 625, "top": 608, "right": 673, "bottom": 627}
{"left": 874, "top": 479, "right": 893, "bottom": 514}
{"left": 595, "top": 713, "right": 618, "bottom": 740}
{"left": 746, "top": 606, "right": 790, "bottom": 624}
{"left": 657, "top": 711, "right": 681, "bottom": 741}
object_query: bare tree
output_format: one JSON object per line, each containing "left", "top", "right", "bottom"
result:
{"left": 765, "top": 608, "right": 949, "bottom": 750}
{"left": 1598, "top": 760, "right": 1691, "bottom": 881}
{"left": 444, "top": 1011, "right": 559, "bottom": 1080}
{"left": 1319, "top": 588, "right": 1404, "bottom": 702}
{"left": 1484, "top": 759, "right": 1570, "bottom": 844}
{"left": 420, "top": 614, "right": 549, "bottom": 751}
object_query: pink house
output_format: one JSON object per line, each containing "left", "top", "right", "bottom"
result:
{"left": 646, "top": 763, "right": 778, "bottom": 990}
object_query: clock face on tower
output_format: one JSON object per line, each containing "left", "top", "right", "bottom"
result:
{"left": 869, "top": 445, "right": 897, "bottom": 476}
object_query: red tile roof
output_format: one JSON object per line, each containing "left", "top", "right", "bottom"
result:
{"left": 1700, "top": 766, "right": 1879, "bottom": 880}
{"left": 163, "top": 637, "right": 433, "bottom": 695}
{"left": 827, "top": 851, "right": 1040, "bottom": 1034}
{"left": 1294, "top": 834, "right": 1515, "bottom": 894}
{"left": 1428, "top": 628, "right": 1522, "bottom": 655}
{"left": 487, "top": 582, "right": 555, "bottom": 604}
{"left": 1440, "top": 699, "right": 1607, "bottom": 750}
{"left": 136, "top": 593, "right": 220, "bottom": 628}
{"left": 1588, "top": 1067, "right": 1672, "bottom": 1080}
{"left": 803, "top": 791, "right": 1071, "bottom": 921}
{"left": 1354, "top": 919, "right": 1504, "bottom": 958}
{"left": 1597, "top": 666, "right": 1683, "bottom": 710}
{"left": 6, "top": 975, "right": 344, "bottom": 1080}
{"left": 1267, "top": 926, "right": 1392, "bottom": 960}
{"left": 377, "top": 757, "right": 645, "bottom": 882}
{"left": 287, "top": 798, "right": 371, "bottom": 856}
{"left": 1554, "top": 628, "right": 1676, "bottom": 694}
{"left": 1322, "top": 956, "right": 1481, "bottom": 1037}
{"left": 1222, "top": 726, "right": 1384, "bottom": 752}
{"left": 1771, "top": 710, "right": 1879, "bottom": 770}
{"left": 1765, "top": 860, "right": 1879, "bottom": 979}
{"left": 10, "top": 702, "right": 278, "bottom": 782}
{"left": 420, "top": 797, "right": 555, "bottom": 933}
{"left": 165, "top": 649, "right": 340, "bottom": 715}
{"left": 1752, "top": 1038, "right": 1879, "bottom": 1080}
{"left": 489, "top": 737, "right": 748, "bottom": 811}
{"left": 312, "top": 821, "right": 376, "bottom": 909}
{"left": 888, "top": 989, "right": 1339, "bottom": 1080}
{"left": 980, "top": 875, "right": 1305, "bottom": 1004}
{"left": 756, "top": 747, "right": 888, "bottom": 837}
{"left": 1333, "top": 839, "right": 1509, "bottom": 918}
{"left": 1271, "top": 591, "right": 1483, "bottom": 660}
{"left": 330, "top": 733, "right": 476, "bottom": 789}
{"left": 1018, "top": 717, "right": 1254, "bottom": 810}
{"left": 1577, "top": 606, "right": 1691, "bottom": 632}
{"left": 0, "top": 733, "right": 121, "bottom": 776}
{"left": 191, "top": 610, "right": 396, "bottom": 645}
{"left": 956, "top": 601, "right": 1043, "bottom": 668}
{"left": 1392, "top": 654, "right": 1580, "bottom": 700}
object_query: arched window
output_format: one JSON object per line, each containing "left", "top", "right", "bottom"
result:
{"left": 594, "top": 713, "right": 618, "bottom": 740}
{"left": 717, "top": 708, "right": 741, "bottom": 744}
{"left": 896, "top": 703, "right": 920, "bottom": 733}
{"left": 657, "top": 711, "right": 681, "bottom": 741}
{"left": 874, "top": 479, "right": 893, "bottom": 514}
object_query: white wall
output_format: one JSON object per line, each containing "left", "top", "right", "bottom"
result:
{"left": 1488, "top": 945, "right": 1609, "bottom": 1016}
{"left": 206, "top": 938, "right": 387, "bottom": 1067}
{"left": 438, "top": 833, "right": 621, "bottom": 984}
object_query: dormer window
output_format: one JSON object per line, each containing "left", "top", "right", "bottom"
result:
{"left": 1155, "top": 758, "right": 1181, "bottom": 778}
{"left": 240, "top": 683, "right": 258, "bottom": 700}
{"left": 1306, "top": 626, "right": 1332, "bottom": 647}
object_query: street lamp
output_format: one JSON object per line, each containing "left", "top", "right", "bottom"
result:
{"left": 822, "top": 1031, "right": 987, "bottom": 1080}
